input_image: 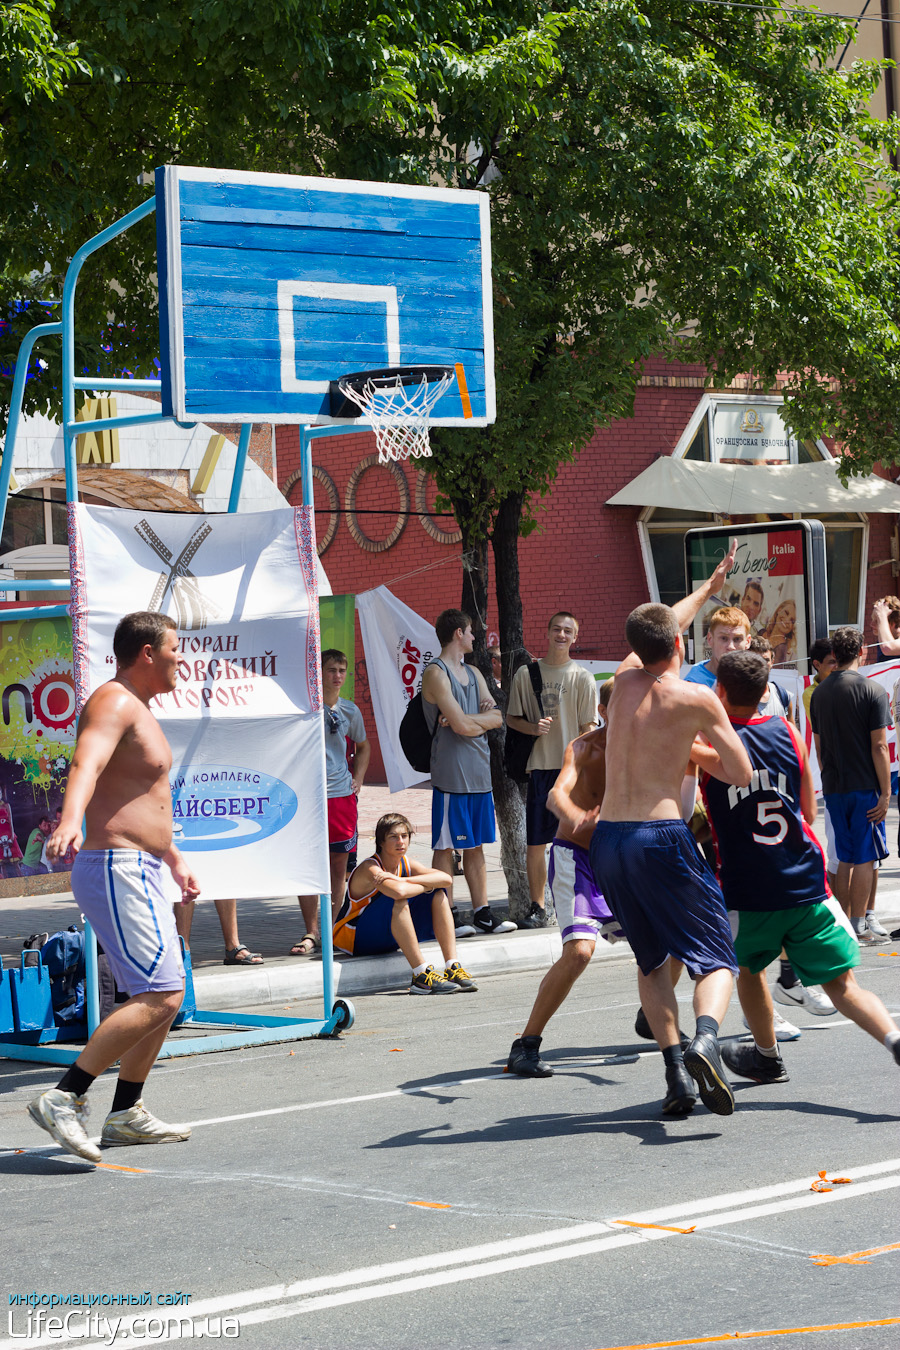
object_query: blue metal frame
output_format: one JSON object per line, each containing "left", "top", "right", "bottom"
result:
{"left": 0, "top": 197, "right": 351, "bottom": 1063}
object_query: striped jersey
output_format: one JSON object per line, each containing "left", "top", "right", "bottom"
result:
{"left": 700, "top": 715, "right": 828, "bottom": 911}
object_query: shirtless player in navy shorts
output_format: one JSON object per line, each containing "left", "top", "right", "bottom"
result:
{"left": 591, "top": 549, "right": 753, "bottom": 1117}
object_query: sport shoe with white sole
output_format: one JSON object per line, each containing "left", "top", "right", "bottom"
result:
{"left": 101, "top": 1101, "right": 191, "bottom": 1147}
{"left": 866, "top": 914, "right": 891, "bottom": 939}
{"left": 451, "top": 908, "right": 477, "bottom": 939}
{"left": 472, "top": 908, "right": 517, "bottom": 935}
{"left": 773, "top": 981, "right": 836, "bottom": 1016}
{"left": 743, "top": 1008, "right": 801, "bottom": 1042}
{"left": 409, "top": 965, "right": 459, "bottom": 994}
{"left": 444, "top": 961, "right": 478, "bottom": 992}
{"left": 27, "top": 1089, "right": 101, "bottom": 1163}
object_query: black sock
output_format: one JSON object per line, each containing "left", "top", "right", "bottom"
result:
{"left": 111, "top": 1079, "right": 144, "bottom": 1113}
{"left": 778, "top": 960, "right": 798, "bottom": 989}
{"left": 56, "top": 1065, "right": 95, "bottom": 1099}
{"left": 695, "top": 1015, "right": 719, "bottom": 1039}
{"left": 662, "top": 1044, "right": 684, "bottom": 1068}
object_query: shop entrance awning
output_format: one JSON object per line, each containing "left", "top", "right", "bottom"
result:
{"left": 606, "top": 457, "right": 900, "bottom": 514}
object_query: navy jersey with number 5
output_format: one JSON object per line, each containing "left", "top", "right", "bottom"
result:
{"left": 700, "top": 715, "right": 828, "bottom": 911}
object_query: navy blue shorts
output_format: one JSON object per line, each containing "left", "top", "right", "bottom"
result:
{"left": 589, "top": 819, "right": 738, "bottom": 978}
{"left": 824, "top": 790, "right": 888, "bottom": 866}
{"left": 351, "top": 891, "right": 437, "bottom": 957}
{"left": 526, "top": 769, "right": 560, "bottom": 846}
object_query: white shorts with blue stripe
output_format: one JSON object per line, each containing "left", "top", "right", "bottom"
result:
{"left": 72, "top": 849, "right": 185, "bottom": 997}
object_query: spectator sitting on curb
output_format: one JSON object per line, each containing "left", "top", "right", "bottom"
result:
{"left": 333, "top": 813, "right": 477, "bottom": 994}
{"left": 294, "top": 648, "right": 370, "bottom": 956}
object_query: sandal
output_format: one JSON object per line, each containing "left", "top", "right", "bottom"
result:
{"left": 223, "top": 946, "right": 264, "bottom": 966}
{"left": 290, "top": 934, "right": 320, "bottom": 957}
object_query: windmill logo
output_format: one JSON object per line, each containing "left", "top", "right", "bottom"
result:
{"left": 134, "top": 519, "right": 219, "bottom": 630}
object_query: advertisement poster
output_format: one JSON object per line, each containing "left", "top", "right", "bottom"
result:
{"left": 356, "top": 586, "right": 439, "bottom": 792}
{"left": 688, "top": 528, "right": 807, "bottom": 672}
{"left": 0, "top": 615, "right": 77, "bottom": 897}
{"left": 69, "top": 502, "right": 329, "bottom": 899}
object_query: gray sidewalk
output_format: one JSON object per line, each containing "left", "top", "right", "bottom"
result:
{"left": 1, "top": 787, "right": 898, "bottom": 1013}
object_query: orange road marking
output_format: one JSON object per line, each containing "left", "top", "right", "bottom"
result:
{"left": 590, "top": 1315, "right": 900, "bottom": 1348}
{"left": 408, "top": 1201, "right": 451, "bottom": 1209}
{"left": 13, "top": 1149, "right": 148, "bottom": 1173}
{"left": 94, "top": 1161, "right": 152, "bottom": 1173}
{"left": 614, "top": 1220, "right": 696, "bottom": 1234}
{"left": 812, "top": 1240, "right": 900, "bottom": 1266}
{"left": 455, "top": 363, "right": 473, "bottom": 419}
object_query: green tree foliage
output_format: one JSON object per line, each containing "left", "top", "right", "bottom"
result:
{"left": 4, "top": 1, "right": 900, "bottom": 909}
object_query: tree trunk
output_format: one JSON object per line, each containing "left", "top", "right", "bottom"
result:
{"left": 448, "top": 490, "right": 531, "bottom": 919}
{"left": 490, "top": 489, "right": 531, "bottom": 921}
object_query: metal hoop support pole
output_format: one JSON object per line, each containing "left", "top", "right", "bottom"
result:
{"left": 0, "top": 195, "right": 350, "bottom": 1062}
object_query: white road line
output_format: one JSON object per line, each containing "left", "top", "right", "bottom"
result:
{"left": 4, "top": 1159, "right": 898, "bottom": 1349}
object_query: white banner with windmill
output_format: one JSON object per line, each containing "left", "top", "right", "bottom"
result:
{"left": 67, "top": 502, "right": 330, "bottom": 899}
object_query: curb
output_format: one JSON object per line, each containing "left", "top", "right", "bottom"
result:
{"left": 190, "top": 930, "right": 637, "bottom": 1012}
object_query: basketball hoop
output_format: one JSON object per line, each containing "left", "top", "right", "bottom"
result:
{"left": 333, "top": 366, "right": 455, "bottom": 464}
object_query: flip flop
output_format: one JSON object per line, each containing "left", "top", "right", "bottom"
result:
{"left": 223, "top": 946, "right": 264, "bottom": 965}
{"left": 290, "top": 934, "right": 320, "bottom": 957}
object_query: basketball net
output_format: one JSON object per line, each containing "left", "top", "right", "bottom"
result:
{"left": 338, "top": 369, "right": 454, "bottom": 464}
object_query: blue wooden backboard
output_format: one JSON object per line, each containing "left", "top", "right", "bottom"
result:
{"left": 155, "top": 166, "right": 495, "bottom": 426}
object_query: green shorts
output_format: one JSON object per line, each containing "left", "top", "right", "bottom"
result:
{"left": 729, "top": 899, "right": 859, "bottom": 987}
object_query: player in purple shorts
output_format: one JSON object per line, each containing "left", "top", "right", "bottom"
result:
{"left": 506, "top": 682, "right": 625, "bottom": 1076}
{"left": 592, "top": 542, "right": 753, "bottom": 1117}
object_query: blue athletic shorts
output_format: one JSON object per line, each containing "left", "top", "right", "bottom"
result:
{"left": 432, "top": 790, "right": 496, "bottom": 851}
{"left": 351, "top": 891, "right": 438, "bottom": 957}
{"left": 526, "top": 769, "right": 560, "bottom": 847}
{"left": 548, "top": 839, "right": 625, "bottom": 945}
{"left": 589, "top": 819, "right": 738, "bottom": 978}
{"left": 71, "top": 849, "right": 185, "bottom": 997}
{"left": 823, "top": 790, "right": 888, "bottom": 866}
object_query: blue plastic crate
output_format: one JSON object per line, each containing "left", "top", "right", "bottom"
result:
{"left": 10, "top": 951, "right": 54, "bottom": 1032}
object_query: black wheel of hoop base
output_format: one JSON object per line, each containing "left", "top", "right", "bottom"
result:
{"left": 326, "top": 998, "right": 356, "bottom": 1036}
{"left": 330, "top": 365, "right": 454, "bottom": 419}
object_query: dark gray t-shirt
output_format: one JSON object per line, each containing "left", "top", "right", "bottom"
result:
{"left": 809, "top": 669, "right": 891, "bottom": 795}
{"left": 423, "top": 658, "right": 492, "bottom": 794}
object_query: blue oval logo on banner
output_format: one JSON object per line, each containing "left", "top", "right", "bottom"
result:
{"left": 170, "top": 764, "right": 298, "bottom": 851}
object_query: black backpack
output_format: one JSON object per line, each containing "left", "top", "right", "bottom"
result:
{"left": 398, "top": 691, "right": 435, "bottom": 775}
{"left": 504, "top": 661, "right": 544, "bottom": 784}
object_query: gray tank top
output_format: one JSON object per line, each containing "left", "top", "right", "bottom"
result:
{"left": 423, "top": 658, "right": 492, "bottom": 794}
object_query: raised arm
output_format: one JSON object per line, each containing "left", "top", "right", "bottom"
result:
{"left": 872, "top": 601, "right": 900, "bottom": 657}
{"left": 422, "top": 664, "right": 501, "bottom": 736}
{"left": 671, "top": 537, "right": 737, "bottom": 633}
{"left": 45, "top": 687, "right": 131, "bottom": 860}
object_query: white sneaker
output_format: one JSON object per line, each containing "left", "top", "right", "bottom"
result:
{"left": 857, "top": 927, "right": 890, "bottom": 948}
{"left": 773, "top": 981, "right": 836, "bottom": 1016}
{"left": 101, "top": 1101, "right": 191, "bottom": 1147}
{"left": 866, "top": 914, "right": 892, "bottom": 941}
{"left": 27, "top": 1089, "right": 101, "bottom": 1163}
{"left": 743, "top": 1009, "right": 801, "bottom": 1042}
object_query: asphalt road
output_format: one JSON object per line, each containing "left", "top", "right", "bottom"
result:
{"left": 1, "top": 951, "right": 899, "bottom": 1350}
